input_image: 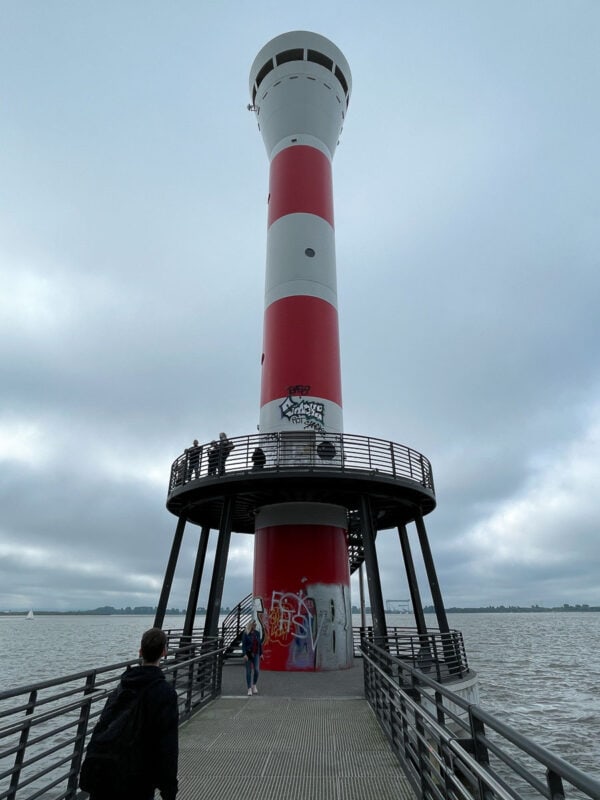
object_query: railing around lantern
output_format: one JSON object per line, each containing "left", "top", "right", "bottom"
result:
{"left": 169, "top": 432, "right": 434, "bottom": 494}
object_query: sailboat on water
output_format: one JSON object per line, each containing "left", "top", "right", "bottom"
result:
{"left": 25, "top": 610, "right": 34, "bottom": 620}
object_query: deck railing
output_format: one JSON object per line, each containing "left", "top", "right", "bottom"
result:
{"left": 0, "top": 629, "right": 600, "bottom": 800}
{"left": 357, "top": 626, "right": 470, "bottom": 682}
{"left": 164, "top": 620, "right": 471, "bottom": 682}
{"left": 0, "top": 639, "right": 223, "bottom": 800}
{"left": 362, "top": 637, "right": 600, "bottom": 800}
{"left": 169, "top": 432, "right": 434, "bottom": 493}
{"left": 162, "top": 595, "right": 254, "bottom": 658}
{"left": 164, "top": 623, "right": 469, "bottom": 685}
{"left": 3, "top": 633, "right": 599, "bottom": 800}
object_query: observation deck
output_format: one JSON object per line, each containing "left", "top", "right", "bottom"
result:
{"left": 166, "top": 432, "right": 436, "bottom": 532}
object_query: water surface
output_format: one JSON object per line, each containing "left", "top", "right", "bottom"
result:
{"left": 1, "top": 611, "right": 598, "bottom": 780}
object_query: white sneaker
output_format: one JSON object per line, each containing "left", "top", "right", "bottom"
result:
{"left": 247, "top": 688, "right": 252, "bottom": 696}
{"left": 252, "top": 685, "right": 258, "bottom": 695}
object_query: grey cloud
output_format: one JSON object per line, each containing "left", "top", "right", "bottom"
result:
{"left": 1, "top": 2, "right": 599, "bottom": 613}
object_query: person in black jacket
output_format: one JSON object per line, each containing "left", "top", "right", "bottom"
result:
{"left": 216, "top": 432, "right": 234, "bottom": 475}
{"left": 185, "top": 439, "right": 202, "bottom": 480}
{"left": 87, "top": 628, "right": 179, "bottom": 800}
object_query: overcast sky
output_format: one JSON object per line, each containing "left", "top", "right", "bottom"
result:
{"left": 1, "top": 1, "right": 599, "bottom": 613}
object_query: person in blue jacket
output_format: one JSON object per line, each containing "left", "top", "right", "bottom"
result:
{"left": 241, "top": 619, "right": 263, "bottom": 696}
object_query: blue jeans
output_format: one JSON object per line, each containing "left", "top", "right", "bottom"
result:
{"left": 245, "top": 655, "right": 260, "bottom": 688}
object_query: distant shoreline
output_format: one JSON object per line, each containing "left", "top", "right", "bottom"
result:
{"left": 2, "top": 604, "right": 599, "bottom": 616}
{"left": 0, "top": 607, "right": 192, "bottom": 617}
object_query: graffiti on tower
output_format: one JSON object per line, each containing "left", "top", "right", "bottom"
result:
{"left": 256, "top": 584, "right": 352, "bottom": 670}
{"left": 279, "top": 385, "right": 325, "bottom": 432}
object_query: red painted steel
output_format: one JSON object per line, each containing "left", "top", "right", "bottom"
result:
{"left": 268, "top": 145, "right": 334, "bottom": 227}
{"left": 254, "top": 524, "right": 351, "bottom": 671}
{"left": 260, "top": 294, "right": 342, "bottom": 407}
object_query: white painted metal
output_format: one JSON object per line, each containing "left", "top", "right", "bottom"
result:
{"left": 250, "top": 30, "right": 352, "bottom": 98}
{"left": 259, "top": 396, "right": 343, "bottom": 435}
{"left": 255, "top": 502, "right": 348, "bottom": 529}
{"left": 265, "top": 214, "right": 337, "bottom": 307}
{"left": 249, "top": 31, "right": 352, "bottom": 160}
{"left": 269, "top": 133, "right": 331, "bottom": 161}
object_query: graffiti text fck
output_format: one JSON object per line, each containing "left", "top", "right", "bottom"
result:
{"left": 268, "top": 590, "right": 325, "bottom": 651}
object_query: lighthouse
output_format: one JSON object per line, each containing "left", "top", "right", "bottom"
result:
{"left": 160, "top": 31, "right": 448, "bottom": 683}
{"left": 249, "top": 32, "right": 353, "bottom": 670}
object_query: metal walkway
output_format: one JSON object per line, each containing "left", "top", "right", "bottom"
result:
{"left": 177, "top": 660, "right": 416, "bottom": 800}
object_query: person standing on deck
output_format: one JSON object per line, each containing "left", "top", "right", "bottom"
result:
{"left": 242, "top": 619, "right": 263, "bottom": 695}
{"left": 217, "top": 432, "right": 234, "bottom": 475}
{"left": 185, "top": 439, "right": 201, "bottom": 480}
{"left": 207, "top": 440, "right": 219, "bottom": 475}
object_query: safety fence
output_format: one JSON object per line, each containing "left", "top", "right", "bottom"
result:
{"left": 4, "top": 633, "right": 598, "bottom": 800}
{"left": 0, "top": 639, "right": 223, "bottom": 800}
{"left": 169, "top": 431, "right": 434, "bottom": 493}
{"left": 357, "top": 627, "right": 470, "bottom": 683}
{"left": 164, "top": 619, "right": 471, "bottom": 685}
{"left": 164, "top": 617, "right": 471, "bottom": 685}
{"left": 362, "top": 638, "right": 600, "bottom": 800}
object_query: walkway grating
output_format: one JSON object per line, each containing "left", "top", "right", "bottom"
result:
{"left": 177, "top": 661, "right": 416, "bottom": 800}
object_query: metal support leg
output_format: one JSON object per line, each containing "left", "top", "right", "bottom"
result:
{"left": 414, "top": 511, "right": 461, "bottom": 674}
{"left": 358, "top": 562, "right": 367, "bottom": 629}
{"left": 182, "top": 525, "right": 210, "bottom": 643}
{"left": 203, "top": 497, "right": 234, "bottom": 641}
{"left": 413, "top": 511, "right": 449, "bottom": 634}
{"left": 154, "top": 515, "right": 186, "bottom": 629}
{"left": 360, "top": 495, "right": 387, "bottom": 642}
{"left": 398, "top": 524, "right": 428, "bottom": 636}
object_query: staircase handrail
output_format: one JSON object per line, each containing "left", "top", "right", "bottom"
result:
{"left": 221, "top": 592, "right": 254, "bottom": 654}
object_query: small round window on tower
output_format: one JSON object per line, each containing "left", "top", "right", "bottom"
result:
{"left": 305, "top": 248, "right": 315, "bottom": 258}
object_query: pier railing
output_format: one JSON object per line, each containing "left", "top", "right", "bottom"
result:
{"left": 162, "top": 596, "right": 255, "bottom": 659}
{"left": 357, "top": 626, "right": 470, "bottom": 682}
{"left": 0, "top": 639, "right": 223, "bottom": 800}
{"left": 165, "top": 620, "right": 471, "bottom": 685}
{"left": 3, "top": 635, "right": 600, "bottom": 800}
{"left": 169, "top": 431, "right": 434, "bottom": 492}
{"left": 362, "top": 637, "right": 600, "bottom": 800}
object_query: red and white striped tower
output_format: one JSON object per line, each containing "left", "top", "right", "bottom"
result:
{"left": 249, "top": 32, "right": 353, "bottom": 670}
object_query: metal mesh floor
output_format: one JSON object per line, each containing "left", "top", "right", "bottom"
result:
{"left": 177, "top": 693, "right": 416, "bottom": 800}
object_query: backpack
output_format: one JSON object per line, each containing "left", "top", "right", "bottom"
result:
{"left": 79, "top": 678, "right": 161, "bottom": 796}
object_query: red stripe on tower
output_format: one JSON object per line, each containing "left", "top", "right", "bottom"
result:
{"left": 260, "top": 295, "right": 342, "bottom": 407}
{"left": 268, "top": 145, "right": 334, "bottom": 227}
{"left": 254, "top": 525, "right": 350, "bottom": 589}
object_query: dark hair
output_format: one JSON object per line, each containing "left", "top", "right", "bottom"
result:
{"left": 140, "top": 628, "right": 167, "bottom": 663}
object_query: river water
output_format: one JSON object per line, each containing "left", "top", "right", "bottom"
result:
{"left": 1, "top": 611, "right": 599, "bottom": 781}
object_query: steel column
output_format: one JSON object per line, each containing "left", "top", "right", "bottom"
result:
{"left": 154, "top": 515, "right": 186, "bottom": 629}
{"left": 358, "top": 562, "right": 368, "bottom": 629}
{"left": 413, "top": 511, "right": 450, "bottom": 634}
{"left": 182, "top": 525, "right": 210, "bottom": 641}
{"left": 397, "top": 524, "right": 428, "bottom": 636}
{"left": 359, "top": 495, "right": 386, "bottom": 641}
{"left": 203, "top": 497, "right": 234, "bottom": 640}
